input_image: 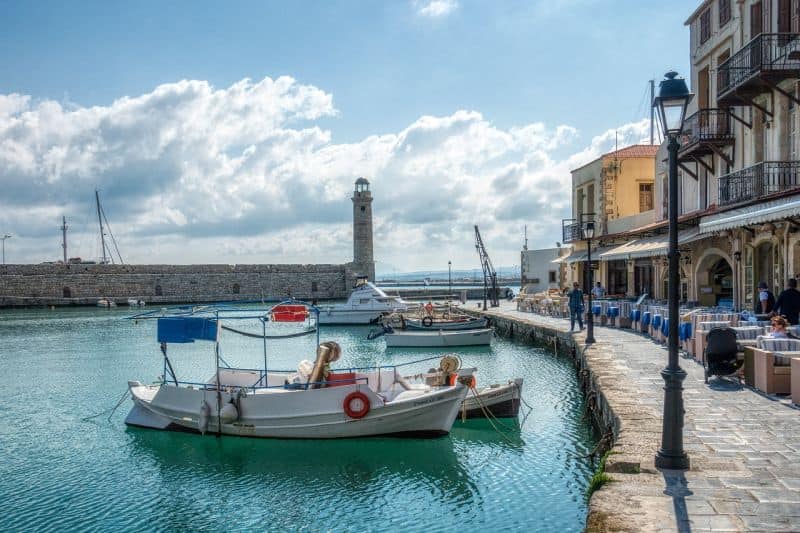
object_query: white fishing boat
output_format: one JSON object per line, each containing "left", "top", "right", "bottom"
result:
{"left": 384, "top": 327, "right": 493, "bottom": 348}
{"left": 317, "top": 277, "right": 411, "bottom": 325}
{"left": 460, "top": 379, "right": 523, "bottom": 419}
{"left": 403, "top": 316, "right": 489, "bottom": 331}
{"left": 127, "top": 298, "right": 145, "bottom": 307}
{"left": 124, "top": 301, "right": 474, "bottom": 439}
{"left": 96, "top": 298, "right": 117, "bottom": 308}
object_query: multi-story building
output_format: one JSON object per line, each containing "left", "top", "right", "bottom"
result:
{"left": 674, "top": 0, "right": 800, "bottom": 310}
{"left": 565, "top": 145, "right": 659, "bottom": 296}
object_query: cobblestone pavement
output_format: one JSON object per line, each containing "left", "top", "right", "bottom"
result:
{"left": 481, "top": 302, "right": 800, "bottom": 532}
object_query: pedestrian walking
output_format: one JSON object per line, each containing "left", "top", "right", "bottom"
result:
{"left": 567, "top": 282, "right": 584, "bottom": 332}
{"left": 773, "top": 278, "right": 800, "bottom": 325}
{"left": 756, "top": 281, "right": 776, "bottom": 315}
{"left": 592, "top": 282, "right": 605, "bottom": 299}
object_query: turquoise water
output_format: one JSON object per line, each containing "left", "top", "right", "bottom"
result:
{"left": 0, "top": 306, "right": 597, "bottom": 531}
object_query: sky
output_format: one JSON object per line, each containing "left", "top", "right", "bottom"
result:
{"left": 0, "top": 0, "right": 698, "bottom": 273}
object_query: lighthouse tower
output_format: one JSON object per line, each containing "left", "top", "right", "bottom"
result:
{"left": 352, "top": 177, "right": 375, "bottom": 281}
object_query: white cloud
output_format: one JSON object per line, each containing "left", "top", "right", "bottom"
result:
{"left": 415, "top": 0, "right": 458, "bottom": 18}
{"left": 0, "top": 77, "right": 653, "bottom": 271}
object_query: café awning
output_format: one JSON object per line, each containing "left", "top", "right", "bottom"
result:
{"left": 599, "top": 228, "right": 703, "bottom": 261}
{"left": 699, "top": 195, "right": 800, "bottom": 233}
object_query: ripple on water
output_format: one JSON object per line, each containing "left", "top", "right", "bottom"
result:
{"left": 0, "top": 308, "right": 597, "bottom": 531}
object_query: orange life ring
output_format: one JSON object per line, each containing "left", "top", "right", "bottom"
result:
{"left": 448, "top": 374, "right": 476, "bottom": 388}
{"left": 343, "top": 391, "right": 370, "bottom": 419}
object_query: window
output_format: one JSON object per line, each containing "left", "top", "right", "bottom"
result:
{"left": 639, "top": 183, "right": 654, "bottom": 212}
{"left": 700, "top": 8, "right": 711, "bottom": 44}
{"left": 360, "top": 206, "right": 365, "bottom": 212}
{"left": 155, "top": 285, "right": 163, "bottom": 296}
{"left": 63, "top": 287, "right": 72, "bottom": 298}
{"left": 719, "top": 0, "right": 731, "bottom": 27}
{"left": 548, "top": 271, "right": 557, "bottom": 284}
{"left": 232, "top": 283, "right": 240, "bottom": 294}
{"left": 311, "top": 281, "right": 319, "bottom": 292}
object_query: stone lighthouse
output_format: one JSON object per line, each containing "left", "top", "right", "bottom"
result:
{"left": 352, "top": 177, "right": 375, "bottom": 281}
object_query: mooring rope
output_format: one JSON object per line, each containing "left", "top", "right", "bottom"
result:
{"left": 221, "top": 324, "right": 317, "bottom": 339}
{"left": 82, "top": 389, "right": 130, "bottom": 422}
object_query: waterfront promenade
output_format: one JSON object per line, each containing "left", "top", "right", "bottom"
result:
{"left": 477, "top": 302, "right": 800, "bottom": 531}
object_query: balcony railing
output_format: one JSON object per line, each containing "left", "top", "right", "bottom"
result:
{"left": 679, "top": 108, "right": 733, "bottom": 152}
{"left": 717, "top": 33, "right": 800, "bottom": 101}
{"left": 562, "top": 220, "right": 582, "bottom": 244}
{"left": 718, "top": 161, "right": 800, "bottom": 206}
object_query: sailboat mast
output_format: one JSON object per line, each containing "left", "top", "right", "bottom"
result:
{"left": 61, "top": 216, "right": 68, "bottom": 264}
{"left": 95, "top": 190, "right": 108, "bottom": 264}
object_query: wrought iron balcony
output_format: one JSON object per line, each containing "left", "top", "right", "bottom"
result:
{"left": 718, "top": 161, "right": 800, "bottom": 206}
{"left": 562, "top": 219, "right": 582, "bottom": 244}
{"left": 678, "top": 108, "right": 734, "bottom": 158}
{"left": 717, "top": 33, "right": 800, "bottom": 106}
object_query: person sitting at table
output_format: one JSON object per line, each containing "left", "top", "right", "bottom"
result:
{"left": 769, "top": 316, "right": 792, "bottom": 338}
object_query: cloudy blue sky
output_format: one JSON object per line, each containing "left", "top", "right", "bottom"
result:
{"left": 0, "top": 0, "right": 696, "bottom": 272}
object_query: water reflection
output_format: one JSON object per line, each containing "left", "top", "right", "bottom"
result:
{"left": 127, "top": 427, "right": 482, "bottom": 506}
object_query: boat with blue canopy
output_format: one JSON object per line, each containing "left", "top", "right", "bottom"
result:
{"left": 123, "top": 300, "right": 475, "bottom": 439}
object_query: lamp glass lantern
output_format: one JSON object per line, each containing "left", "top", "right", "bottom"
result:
{"left": 654, "top": 71, "right": 693, "bottom": 137}
{"left": 583, "top": 221, "right": 595, "bottom": 240}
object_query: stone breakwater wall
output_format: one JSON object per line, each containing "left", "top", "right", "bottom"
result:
{"left": 474, "top": 312, "right": 619, "bottom": 441}
{"left": 0, "top": 263, "right": 363, "bottom": 307}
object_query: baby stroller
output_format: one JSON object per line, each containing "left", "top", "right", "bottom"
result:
{"left": 702, "top": 327, "right": 743, "bottom": 384}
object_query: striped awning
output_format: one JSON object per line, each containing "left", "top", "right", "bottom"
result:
{"left": 561, "top": 245, "right": 616, "bottom": 264}
{"left": 599, "top": 228, "right": 703, "bottom": 261}
{"left": 699, "top": 196, "right": 800, "bottom": 233}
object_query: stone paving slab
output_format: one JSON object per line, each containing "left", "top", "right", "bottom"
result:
{"left": 479, "top": 302, "right": 800, "bottom": 532}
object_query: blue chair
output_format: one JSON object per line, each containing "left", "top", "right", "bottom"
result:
{"left": 642, "top": 311, "right": 651, "bottom": 329}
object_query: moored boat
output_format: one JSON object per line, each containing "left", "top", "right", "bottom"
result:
{"left": 384, "top": 328, "right": 493, "bottom": 348}
{"left": 459, "top": 379, "right": 523, "bottom": 419}
{"left": 97, "top": 298, "right": 117, "bottom": 308}
{"left": 123, "top": 301, "right": 475, "bottom": 439}
{"left": 403, "top": 316, "right": 489, "bottom": 331}
{"left": 317, "top": 277, "right": 411, "bottom": 325}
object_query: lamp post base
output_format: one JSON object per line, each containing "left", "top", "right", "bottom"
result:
{"left": 655, "top": 450, "right": 690, "bottom": 470}
{"left": 655, "top": 367, "right": 690, "bottom": 471}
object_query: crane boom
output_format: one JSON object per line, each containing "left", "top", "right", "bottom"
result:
{"left": 474, "top": 225, "right": 499, "bottom": 309}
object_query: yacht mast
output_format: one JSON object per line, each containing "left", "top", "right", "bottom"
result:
{"left": 95, "top": 190, "right": 108, "bottom": 264}
{"left": 61, "top": 216, "right": 68, "bottom": 264}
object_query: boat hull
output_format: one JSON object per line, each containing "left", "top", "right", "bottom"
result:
{"left": 125, "top": 381, "right": 467, "bottom": 439}
{"left": 384, "top": 328, "right": 493, "bottom": 347}
{"left": 317, "top": 309, "right": 389, "bottom": 325}
{"left": 459, "top": 379, "right": 523, "bottom": 419}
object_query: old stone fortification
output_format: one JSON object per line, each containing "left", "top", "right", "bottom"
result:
{"left": 0, "top": 263, "right": 366, "bottom": 306}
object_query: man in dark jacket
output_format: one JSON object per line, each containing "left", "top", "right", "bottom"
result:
{"left": 773, "top": 278, "right": 800, "bottom": 325}
{"left": 567, "top": 282, "right": 584, "bottom": 332}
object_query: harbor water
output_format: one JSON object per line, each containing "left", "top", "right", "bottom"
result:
{"left": 0, "top": 306, "right": 597, "bottom": 531}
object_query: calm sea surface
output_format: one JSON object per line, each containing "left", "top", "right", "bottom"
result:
{"left": 0, "top": 306, "right": 596, "bottom": 531}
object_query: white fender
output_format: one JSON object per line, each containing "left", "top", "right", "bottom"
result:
{"left": 220, "top": 401, "right": 239, "bottom": 424}
{"left": 199, "top": 401, "right": 210, "bottom": 435}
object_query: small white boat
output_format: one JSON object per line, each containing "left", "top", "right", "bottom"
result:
{"left": 384, "top": 328, "right": 493, "bottom": 347}
{"left": 317, "top": 277, "right": 411, "bottom": 325}
{"left": 460, "top": 379, "right": 523, "bottom": 419}
{"left": 124, "top": 301, "right": 474, "bottom": 439}
{"left": 127, "top": 298, "right": 145, "bottom": 307}
{"left": 404, "top": 316, "right": 489, "bottom": 331}
{"left": 96, "top": 298, "right": 117, "bottom": 308}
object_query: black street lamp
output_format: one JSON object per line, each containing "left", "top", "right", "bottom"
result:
{"left": 582, "top": 215, "right": 596, "bottom": 344}
{"left": 653, "top": 70, "right": 693, "bottom": 471}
